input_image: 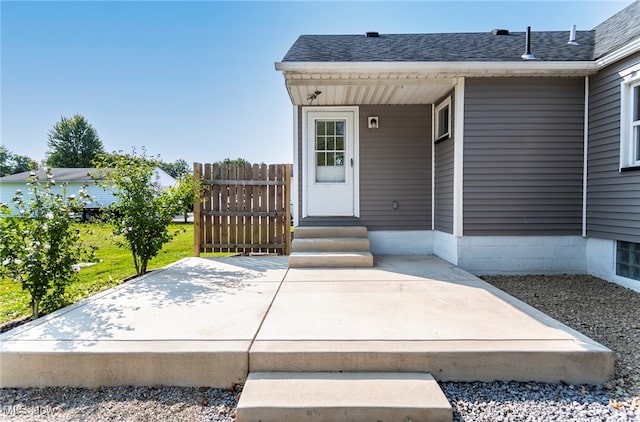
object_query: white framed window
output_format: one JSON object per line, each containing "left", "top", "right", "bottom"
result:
{"left": 620, "top": 69, "right": 640, "bottom": 169}
{"left": 435, "top": 96, "right": 451, "bottom": 142}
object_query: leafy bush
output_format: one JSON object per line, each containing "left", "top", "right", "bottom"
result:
{"left": 0, "top": 168, "right": 94, "bottom": 318}
{"left": 94, "top": 150, "right": 189, "bottom": 275}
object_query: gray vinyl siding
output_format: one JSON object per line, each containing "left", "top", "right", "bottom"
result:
{"left": 358, "top": 105, "right": 432, "bottom": 230}
{"left": 587, "top": 52, "right": 640, "bottom": 242}
{"left": 434, "top": 93, "right": 455, "bottom": 234}
{"left": 463, "top": 78, "right": 585, "bottom": 235}
{"left": 434, "top": 139, "right": 454, "bottom": 233}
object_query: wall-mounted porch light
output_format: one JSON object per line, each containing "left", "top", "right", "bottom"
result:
{"left": 307, "top": 90, "right": 322, "bottom": 104}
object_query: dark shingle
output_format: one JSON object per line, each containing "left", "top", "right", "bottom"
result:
{"left": 281, "top": 1, "right": 639, "bottom": 63}
{"left": 282, "top": 31, "right": 595, "bottom": 63}
{"left": 593, "top": 0, "right": 640, "bottom": 59}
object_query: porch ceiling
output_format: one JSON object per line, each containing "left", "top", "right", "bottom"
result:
{"left": 284, "top": 75, "right": 457, "bottom": 106}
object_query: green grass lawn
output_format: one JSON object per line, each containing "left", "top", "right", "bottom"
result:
{"left": 0, "top": 222, "right": 227, "bottom": 325}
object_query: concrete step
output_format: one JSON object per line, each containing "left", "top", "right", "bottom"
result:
{"left": 294, "top": 226, "right": 368, "bottom": 239}
{"left": 289, "top": 252, "right": 374, "bottom": 268}
{"left": 292, "top": 237, "right": 370, "bottom": 252}
{"left": 236, "top": 372, "right": 452, "bottom": 422}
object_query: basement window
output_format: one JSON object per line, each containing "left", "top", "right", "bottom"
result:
{"left": 617, "top": 240, "right": 640, "bottom": 281}
{"left": 620, "top": 71, "right": 640, "bottom": 170}
{"left": 435, "top": 97, "right": 451, "bottom": 143}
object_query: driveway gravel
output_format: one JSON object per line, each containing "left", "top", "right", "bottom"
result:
{"left": 1, "top": 274, "right": 639, "bottom": 421}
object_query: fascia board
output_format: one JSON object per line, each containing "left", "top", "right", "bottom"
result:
{"left": 595, "top": 37, "right": 640, "bottom": 69}
{"left": 275, "top": 61, "right": 597, "bottom": 76}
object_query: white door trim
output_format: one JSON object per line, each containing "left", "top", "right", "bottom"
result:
{"left": 302, "top": 106, "right": 360, "bottom": 218}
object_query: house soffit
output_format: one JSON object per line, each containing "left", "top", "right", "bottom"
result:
{"left": 278, "top": 62, "right": 596, "bottom": 105}
{"left": 285, "top": 73, "right": 456, "bottom": 105}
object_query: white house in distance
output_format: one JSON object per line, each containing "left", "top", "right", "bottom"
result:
{"left": 0, "top": 167, "right": 176, "bottom": 219}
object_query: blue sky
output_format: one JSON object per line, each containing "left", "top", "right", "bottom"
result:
{"left": 1, "top": 0, "right": 634, "bottom": 166}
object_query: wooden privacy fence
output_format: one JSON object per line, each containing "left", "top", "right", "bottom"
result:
{"left": 193, "top": 162, "right": 292, "bottom": 256}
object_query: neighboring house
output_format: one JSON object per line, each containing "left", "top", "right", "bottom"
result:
{"left": 275, "top": 1, "right": 640, "bottom": 291}
{"left": 0, "top": 167, "right": 176, "bottom": 218}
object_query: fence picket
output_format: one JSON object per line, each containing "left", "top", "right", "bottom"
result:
{"left": 274, "top": 164, "right": 284, "bottom": 251}
{"left": 243, "top": 163, "right": 252, "bottom": 253}
{"left": 222, "top": 164, "right": 231, "bottom": 252}
{"left": 212, "top": 163, "right": 221, "bottom": 252}
{"left": 193, "top": 163, "right": 203, "bottom": 257}
{"left": 251, "top": 164, "right": 260, "bottom": 252}
{"left": 260, "top": 164, "right": 268, "bottom": 251}
{"left": 229, "top": 164, "right": 238, "bottom": 253}
{"left": 203, "top": 163, "right": 212, "bottom": 253}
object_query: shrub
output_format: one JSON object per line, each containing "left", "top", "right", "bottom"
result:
{"left": 0, "top": 168, "right": 94, "bottom": 319}
{"left": 95, "top": 150, "right": 186, "bottom": 275}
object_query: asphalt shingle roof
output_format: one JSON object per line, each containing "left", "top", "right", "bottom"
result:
{"left": 281, "top": 1, "right": 639, "bottom": 63}
{"left": 282, "top": 31, "right": 595, "bottom": 62}
{"left": 593, "top": 0, "right": 640, "bottom": 59}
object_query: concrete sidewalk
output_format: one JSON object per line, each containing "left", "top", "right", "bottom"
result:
{"left": 0, "top": 255, "right": 613, "bottom": 388}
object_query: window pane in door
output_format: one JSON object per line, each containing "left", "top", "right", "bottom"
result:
{"left": 327, "top": 122, "right": 335, "bottom": 135}
{"left": 326, "top": 153, "right": 335, "bottom": 166}
{"left": 315, "top": 119, "right": 346, "bottom": 183}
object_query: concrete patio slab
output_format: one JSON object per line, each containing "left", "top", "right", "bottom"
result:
{"left": 251, "top": 256, "right": 614, "bottom": 384}
{"left": 255, "top": 281, "right": 574, "bottom": 341}
{"left": 0, "top": 255, "right": 614, "bottom": 388}
{"left": 0, "top": 257, "right": 286, "bottom": 387}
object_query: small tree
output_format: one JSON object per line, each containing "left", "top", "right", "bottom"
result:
{"left": 0, "top": 167, "right": 94, "bottom": 318}
{"left": 95, "top": 150, "right": 182, "bottom": 275}
{"left": 0, "top": 146, "right": 35, "bottom": 176}
{"left": 0, "top": 146, "right": 11, "bottom": 176}
{"left": 46, "top": 114, "right": 105, "bottom": 167}
{"left": 11, "top": 154, "right": 33, "bottom": 174}
{"left": 218, "top": 157, "right": 249, "bottom": 165}
{"left": 159, "top": 158, "right": 190, "bottom": 179}
{"left": 172, "top": 173, "right": 200, "bottom": 223}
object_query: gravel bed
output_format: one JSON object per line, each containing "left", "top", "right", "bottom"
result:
{"left": 1, "top": 274, "right": 639, "bottom": 421}
{"left": 0, "top": 385, "right": 240, "bottom": 422}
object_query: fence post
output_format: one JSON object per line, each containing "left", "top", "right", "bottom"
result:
{"left": 285, "top": 164, "right": 292, "bottom": 255}
{"left": 193, "top": 162, "right": 202, "bottom": 257}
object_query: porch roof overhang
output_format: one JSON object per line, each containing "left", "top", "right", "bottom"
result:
{"left": 275, "top": 61, "right": 598, "bottom": 106}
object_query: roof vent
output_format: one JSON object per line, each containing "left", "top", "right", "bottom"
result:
{"left": 521, "top": 26, "right": 537, "bottom": 60}
{"left": 492, "top": 29, "right": 509, "bottom": 36}
{"left": 366, "top": 31, "right": 379, "bottom": 38}
{"left": 568, "top": 24, "right": 579, "bottom": 45}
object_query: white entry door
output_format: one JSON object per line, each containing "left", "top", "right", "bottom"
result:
{"left": 304, "top": 108, "right": 358, "bottom": 217}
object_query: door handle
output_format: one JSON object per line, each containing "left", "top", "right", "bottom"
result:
{"left": 350, "top": 158, "right": 354, "bottom": 167}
